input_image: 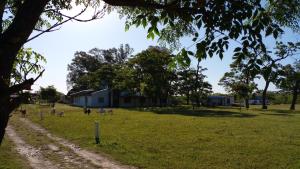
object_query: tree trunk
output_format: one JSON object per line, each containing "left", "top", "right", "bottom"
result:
{"left": 245, "top": 75, "right": 250, "bottom": 109}
{"left": 262, "top": 81, "right": 270, "bottom": 109}
{"left": 0, "top": 0, "right": 50, "bottom": 144}
{"left": 290, "top": 81, "right": 299, "bottom": 110}
{"left": 186, "top": 93, "right": 190, "bottom": 105}
{"left": 245, "top": 98, "right": 249, "bottom": 109}
{"left": 0, "top": 91, "right": 12, "bottom": 144}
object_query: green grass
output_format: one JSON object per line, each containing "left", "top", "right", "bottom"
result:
{"left": 24, "top": 104, "right": 300, "bottom": 169}
{"left": 0, "top": 138, "right": 31, "bottom": 169}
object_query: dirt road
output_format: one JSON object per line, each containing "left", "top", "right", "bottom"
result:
{"left": 6, "top": 117, "right": 135, "bottom": 169}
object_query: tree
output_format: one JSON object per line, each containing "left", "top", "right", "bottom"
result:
{"left": 67, "top": 44, "right": 133, "bottom": 91}
{"left": 176, "top": 68, "right": 195, "bottom": 105}
{"left": 0, "top": 0, "right": 104, "bottom": 144}
{"left": 38, "top": 85, "right": 61, "bottom": 103}
{"left": 277, "top": 61, "right": 300, "bottom": 110}
{"left": 219, "top": 74, "right": 257, "bottom": 109}
{"left": 267, "top": 0, "right": 300, "bottom": 32}
{"left": 219, "top": 59, "right": 258, "bottom": 108}
{"left": 190, "top": 59, "right": 212, "bottom": 107}
{"left": 259, "top": 42, "right": 300, "bottom": 109}
{"left": 0, "top": 0, "right": 291, "bottom": 143}
{"left": 129, "top": 46, "right": 176, "bottom": 106}
{"left": 176, "top": 66, "right": 212, "bottom": 106}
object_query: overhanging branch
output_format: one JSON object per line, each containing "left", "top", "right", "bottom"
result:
{"left": 8, "top": 69, "right": 45, "bottom": 94}
{"left": 26, "top": 5, "right": 105, "bottom": 42}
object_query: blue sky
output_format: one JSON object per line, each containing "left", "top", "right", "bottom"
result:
{"left": 26, "top": 11, "right": 300, "bottom": 94}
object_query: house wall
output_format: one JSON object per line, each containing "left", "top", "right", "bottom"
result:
{"left": 119, "top": 97, "right": 169, "bottom": 107}
{"left": 90, "top": 89, "right": 110, "bottom": 107}
{"left": 71, "top": 89, "right": 170, "bottom": 108}
{"left": 73, "top": 96, "right": 87, "bottom": 107}
{"left": 207, "top": 97, "right": 234, "bottom": 106}
{"left": 249, "top": 99, "right": 269, "bottom": 105}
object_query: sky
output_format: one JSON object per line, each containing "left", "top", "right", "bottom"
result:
{"left": 25, "top": 9, "right": 300, "bottom": 94}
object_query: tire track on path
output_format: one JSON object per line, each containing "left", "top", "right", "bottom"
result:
{"left": 19, "top": 118, "right": 135, "bottom": 169}
{"left": 6, "top": 125, "right": 59, "bottom": 169}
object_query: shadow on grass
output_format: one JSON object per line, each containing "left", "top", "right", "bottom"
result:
{"left": 260, "top": 113, "right": 293, "bottom": 116}
{"left": 252, "top": 108, "right": 299, "bottom": 116}
{"left": 128, "top": 106, "right": 257, "bottom": 118}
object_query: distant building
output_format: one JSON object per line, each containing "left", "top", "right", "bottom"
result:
{"left": 70, "top": 89, "right": 111, "bottom": 107}
{"left": 69, "top": 89, "right": 169, "bottom": 108}
{"left": 249, "top": 96, "right": 269, "bottom": 105}
{"left": 207, "top": 96, "right": 234, "bottom": 106}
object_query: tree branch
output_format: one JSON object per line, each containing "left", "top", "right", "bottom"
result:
{"left": 26, "top": 5, "right": 105, "bottom": 42}
{"left": 0, "top": 0, "right": 49, "bottom": 80}
{"left": 8, "top": 69, "right": 45, "bottom": 94}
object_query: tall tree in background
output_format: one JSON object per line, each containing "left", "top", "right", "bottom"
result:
{"left": 38, "top": 85, "right": 62, "bottom": 103}
{"left": 219, "top": 69, "right": 257, "bottom": 108}
{"left": 176, "top": 68, "right": 195, "bottom": 105}
{"left": 67, "top": 44, "right": 133, "bottom": 91}
{"left": 277, "top": 61, "right": 300, "bottom": 110}
{"left": 176, "top": 65, "right": 212, "bottom": 106}
{"left": 219, "top": 56, "right": 259, "bottom": 108}
{"left": 259, "top": 42, "right": 300, "bottom": 109}
{"left": 191, "top": 59, "right": 212, "bottom": 107}
{"left": 129, "top": 46, "right": 175, "bottom": 106}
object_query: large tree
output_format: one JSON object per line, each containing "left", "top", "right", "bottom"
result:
{"left": 176, "top": 65, "right": 212, "bottom": 106}
{"left": 277, "top": 61, "right": 300, "bottom": 110}
{"left": 129, "top": 46, "right": 176, "bottom": 106}
{"left": 219, "top": 58, "right": 258, "bottom": 108}
{"left": 67, "top": 44, "right": 133, "bottom": 91}
{"left": 38, "top": 85, "right": 62, "bottom": 103}
{"left": 0, "top": 0, "right": 292, "bottom": 143}
{"left": 259, "top": 42, "right": 300, "bottom": 109}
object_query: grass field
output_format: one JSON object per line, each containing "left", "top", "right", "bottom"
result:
{"left": 19, "top": 104, "right": 300, "bottom": 169}
{"left": 0, "top": 138, "right": 31, "bottom": 169}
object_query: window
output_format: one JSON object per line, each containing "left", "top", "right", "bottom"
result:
{"left": 98, "top": 97, "right": 104, "bottom": 103}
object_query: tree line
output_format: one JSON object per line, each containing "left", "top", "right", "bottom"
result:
{"left": 219, "top": 42, "right": 300, "bottom": 110}
{"left": 67, "top": 44, "right": 212, "bottom": 106}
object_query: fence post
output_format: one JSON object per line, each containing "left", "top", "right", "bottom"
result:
{"left": 95, "top": 122, "right": 100, "bottom": 144}
{"left": 40, "top": 111, "right": 44, "bottom": 120}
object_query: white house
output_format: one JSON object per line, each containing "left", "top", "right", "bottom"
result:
{"left": 70, "top": 88, "right": 169, "bottom": 108}
{"left": 249, "top": 96, "right": 269, "bottom": 105}
{"left": 70, "top": 89, "right": 111, "bottom": 107}
{"left": 207, "top": 96, "right": 234, "bottom": 106}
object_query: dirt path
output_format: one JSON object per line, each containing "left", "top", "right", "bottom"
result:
{"left": 18, "top": 118, "right": 135, "bottom": 169}
{"left": 6, "top": 126, "right": 59, "bottom": 169}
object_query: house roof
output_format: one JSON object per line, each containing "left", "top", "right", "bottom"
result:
{"left": 91, "top": 88, "right": 109, "bottom": 95}
{"left": 69, "top": 89, "right": 95, "bottom": 96}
